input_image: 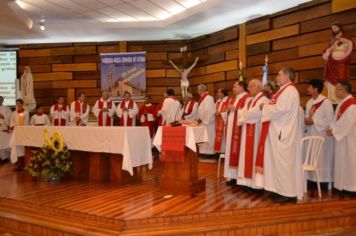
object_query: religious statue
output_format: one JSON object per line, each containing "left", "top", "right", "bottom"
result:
{"left": 20, "top": 66, "right": 36, "bottom": 112}
{"left": 169, "top": 49, "right": 199, "bottom": 97}
{"left": 322, "top": 22, "right": 354, "bottom": 103}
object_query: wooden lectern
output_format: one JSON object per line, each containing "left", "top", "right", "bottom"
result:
{"left": 160, "top": 145, "right": 206, "bottom": 196}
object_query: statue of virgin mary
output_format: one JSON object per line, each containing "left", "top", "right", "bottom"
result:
{"left": 20, "top": 66, "right": 36, "bottom": 112}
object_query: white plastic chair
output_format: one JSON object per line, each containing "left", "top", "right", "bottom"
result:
{"left": 301, "top": 136, "right": 325, "bottom": 198}
{"left": 217, "top": 153, "right": 225, "bottom": 178}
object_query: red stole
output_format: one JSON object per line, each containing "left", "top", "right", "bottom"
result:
{"left": 75, "top": 101, "right": 88, "bottom": 126}
{"left": 97, "top": 99, "right": 113, "bottom": 126}
{"left": 324, "top": 34, "right": 354, "bottom": 85}
{"left": 198, "top": 92, "right": 209, "bottom": 106}
{"left": 255, "top": 83, "right": 294, "bottom": 171}
{"left": 214, "top": 97, "right": 230, "bottom": 152}
{"left": 119, "top": 100, "right": 134, "bottom": 126}
{"left": 161, "top": 126, "right": 186, "bottom": 162}
{"left": 53, "top": 104, "right": 67, "bottom": 126}
{"left": 309, "top": 99, "right": 325, "bottom": 117}
{"left": 228, "top": 94, "right": 249, "bottom": 168}
{"left": 244, "top": 93, "right": 265, "bottom": 178}
{"left": 139, "top": 104, "right": 156, "bottom": 137}
{"left": 336, "top": 97, "right": 356, "bottom": 121}
{"left": 183, "top": 100, "right": 196, "bottom": 117}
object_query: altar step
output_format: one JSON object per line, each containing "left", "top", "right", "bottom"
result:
{"left": 0, "top": 198, "right": 123, "bottom": 236}
{"left": 122, "top": 199, "right": 356, "bottom": 235}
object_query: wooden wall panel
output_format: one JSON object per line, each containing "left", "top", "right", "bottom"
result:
{"left": 246, "top": 24, "right": 299, "bottom": 45}
{"left": 17, "top": 0, "right": 356, "bottom": 112}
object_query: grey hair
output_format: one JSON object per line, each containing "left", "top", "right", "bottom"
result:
{"left": 280, "top": 67, "right": 296, "bottom": 82}
{"left": 197, "top": 84, "right": 207, "bottom": 91}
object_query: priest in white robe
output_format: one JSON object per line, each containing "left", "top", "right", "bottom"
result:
{"left": 161, "top": 88, "right": 181, "bottom": 125}
{"left": 196, "top": 84, "right": 216, "bottom": 155}
{"left": 30, "top": 105, "right": 51, "bottom": 126}
{"left": 50, "top": 96, "right": 70, "bottom": 126}
{"left": 116, "top": 91, "right": 138, "bottom": 126}
{"left": 224, "top": 81, "right": 250, "bottom": 183}
{"left": 237, "top": 79, "right": 269, "bottom": 189}
{"left": 257, "top": 67, "right": 303, "bottom": 202}
{"left": 93, "top": 91, "right": 116, "bottom": 126}
{"left": 10, "top": 99, "right": 30, "bottom": 129}
{"left": 177, "top": 92, "right": 198, "bottom": 121}
{"left": 70, "top": 94, "right": 90, "bottom": 126}
{"left": 304, "top": 79, "right": 334, "bottom": 184}
{"left": 10, "top": 99, "right": 29, "bottom": 170}
{"left": 214, "top": 88, "right": 230, "bottom": 153}
{"left": 0, "top": 96, "right": 12, "bottom": 162}
{"left": 327, "top": 81, "right": 356, "bottom": 194}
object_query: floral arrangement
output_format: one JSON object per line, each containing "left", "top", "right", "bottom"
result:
{"left": 26, "top": 128, "right": 72, "bottom": 181}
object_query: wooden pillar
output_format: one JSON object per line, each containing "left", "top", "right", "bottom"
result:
{"left": 67, "top": 88, "right": 75, "bottom": 103}
{"left": 119, "top": 41, "right": 127, "bottom": 53}
{"left": 239, "top": 23, "right": 247, "bottom": 69}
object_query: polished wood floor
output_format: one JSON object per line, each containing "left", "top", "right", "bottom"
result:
{"left": 1, "top": 158, "right": 356, "bottom": 235}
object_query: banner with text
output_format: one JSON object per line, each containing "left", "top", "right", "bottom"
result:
{"left": 100, "top": 52, "right": 146, "bottom": 100}
{"left": 0, "top": 50, "right": 17, "bottom": 106}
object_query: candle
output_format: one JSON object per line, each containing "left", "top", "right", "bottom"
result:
{"left": 18, "top": 113, "right": 24, "bottom": 126}
{"left": 239, "top": 61, "right": 243, "bottom": 70}
{"left": 265, "top": 54, "right": 269, "bottom": 64}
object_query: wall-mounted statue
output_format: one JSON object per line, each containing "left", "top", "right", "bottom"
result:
{"left": 323, "top": 22, "right": 354, "bottom": 103}
{"left": 169, "top": 47, "right": 199, "bottom": 97}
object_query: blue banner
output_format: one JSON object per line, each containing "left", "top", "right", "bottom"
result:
{"left": 100, "top": 52, "right": 146, "bottom": 99}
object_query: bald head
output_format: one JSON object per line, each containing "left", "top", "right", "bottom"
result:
{"left": 248, "top": 79, "right": 263, "bottom": 96}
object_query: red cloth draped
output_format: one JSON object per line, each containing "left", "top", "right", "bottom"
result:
{"left": 119, "top": 100, "right": 134, "bottom": 126}
{"left": 244, "top": 93, "right": 265, "bottom": 178}
{"left": 98, "top": 99, "right": 113, "bottom": 126}
{"left": 336, "top": 97, "right": 356, "bottom": 121}
{"left": 139, "top": 104, "right": 156, "bottom": 137}
{"left": 324, "top": 34, "right": 354, "bottom": 85}
{"left": 255, "top": 83, "right": 294, "bottom": 171}
{"left": 228, "top": 94, "right": 249, "bottom": 168}
{"left": 53, "top": 104, "right": 67, "bottom": 126}
{"left": 214, "top": 97, "right": 230, "bottom": 152}
{"left": 161, "top": 126, "right": 186, "bottom": 162}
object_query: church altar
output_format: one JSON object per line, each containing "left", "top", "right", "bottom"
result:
{"left": 9, "top": 126, "right": 153, "bottom": 183}
{"left": 153, "top": 125, "right": 208, "bottom": 196}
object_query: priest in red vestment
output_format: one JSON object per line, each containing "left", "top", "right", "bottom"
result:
{"left": 50, "top": 96, "right": 70, "bottom": 126}
{"left": 116, "top": 91, "right": 139, "bottom": 126}
{"left": 139, "top": 96, "right": 156, "bottom": 138}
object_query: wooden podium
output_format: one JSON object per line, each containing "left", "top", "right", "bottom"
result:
{"left": 160, "top": 145, "right": 206, "bottom": 196}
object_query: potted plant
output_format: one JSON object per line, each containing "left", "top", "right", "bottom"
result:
{"left": 26, "top": 128, "right": 72, "bottom": 182}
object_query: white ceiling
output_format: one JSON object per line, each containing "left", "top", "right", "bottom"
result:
{"left": 0, "top": 0, "right": 311, "bottom": 45}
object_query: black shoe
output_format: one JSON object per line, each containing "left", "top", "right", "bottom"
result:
{"left": 344, "top": 191, "right": 356, "bottom": 198}
{"left": 226, "top": 179, "right": 236, "bottom": 186}
{"left": 250, "top": 188, "right": 264, "bottom": 194}
{"left": 273, "top": 196, "right": 297, "bottom": 203}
